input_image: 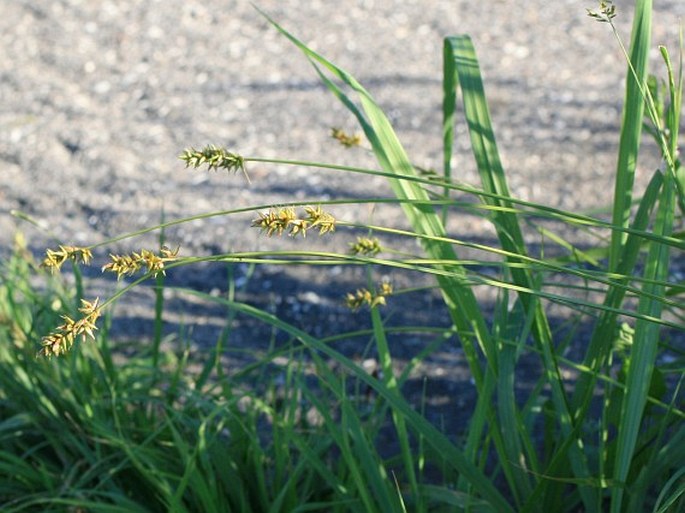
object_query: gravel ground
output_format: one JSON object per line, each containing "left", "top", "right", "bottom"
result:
{"left": 1, "top": 1, "right": 683, "bottom": 426}
{"left": 3, "top": 1, "right": 683, "bottom": 248}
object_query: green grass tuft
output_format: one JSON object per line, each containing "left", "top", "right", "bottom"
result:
{"left": 2, "top": 1, "right": 683, "bottom": 511}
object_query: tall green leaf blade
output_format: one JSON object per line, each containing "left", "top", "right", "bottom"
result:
{"left": 444, "top": 35, "right": 592, "bottom": 510}
{"left": 610, "top": 173, "right": 675, "bottom": 512}
{"left": 609, "top": 0, "right": 653, "bottom": 271}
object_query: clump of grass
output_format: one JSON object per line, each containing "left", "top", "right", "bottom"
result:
{"left": 3, "top": 0, "right": 684, "bottom": 511}
{"left": 1, "top": 237, "right": 425, "bottom": 512}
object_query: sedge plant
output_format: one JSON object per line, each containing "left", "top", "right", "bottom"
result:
{"left": 3, "top": 0, "right": 684, "bottom": 511}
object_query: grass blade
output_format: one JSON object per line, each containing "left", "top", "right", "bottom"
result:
{"left": 444, "top": 35, "right": 590, "bottom": 509}
{"left": 610, "top": 171, "right": 675, "bottom": 512}
{"left": 608, "top": 0, "right": 653, "bottom": 270}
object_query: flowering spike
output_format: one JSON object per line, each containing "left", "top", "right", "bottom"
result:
{"left": 251, "top": 208, "right": 298, "bottom": 237}
{"left": 102, "top": 247, "right": 179, "bottom": 280}
{"left": 331, "top": 128, "right": 362, "bottom": 148}
{"left": 179, "top": 145, "right": 250, "bottom": 182}
{"left": 587, "top": 1, "right": 617, "bottom": 22}
{"left": 252, "top": 206, "right": 336, "bottom": 238}
{"left": 304, "top": 206, "right": 336, "bottom": 235}
{"left": 345, "top": 281, "right": 393, "bottom": 311}
{"left": 41, "top": 245, "right": 93, "bottom": 273}
{"left": 349, "top": 237, "right": 382, "bottom": 256}
{"left": 39, "top": 298, "right": 101, "bottom": 357}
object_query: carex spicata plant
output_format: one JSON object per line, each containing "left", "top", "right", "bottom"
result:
{"left": 20, "top": 1, "right": 685, "bottom": 512}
